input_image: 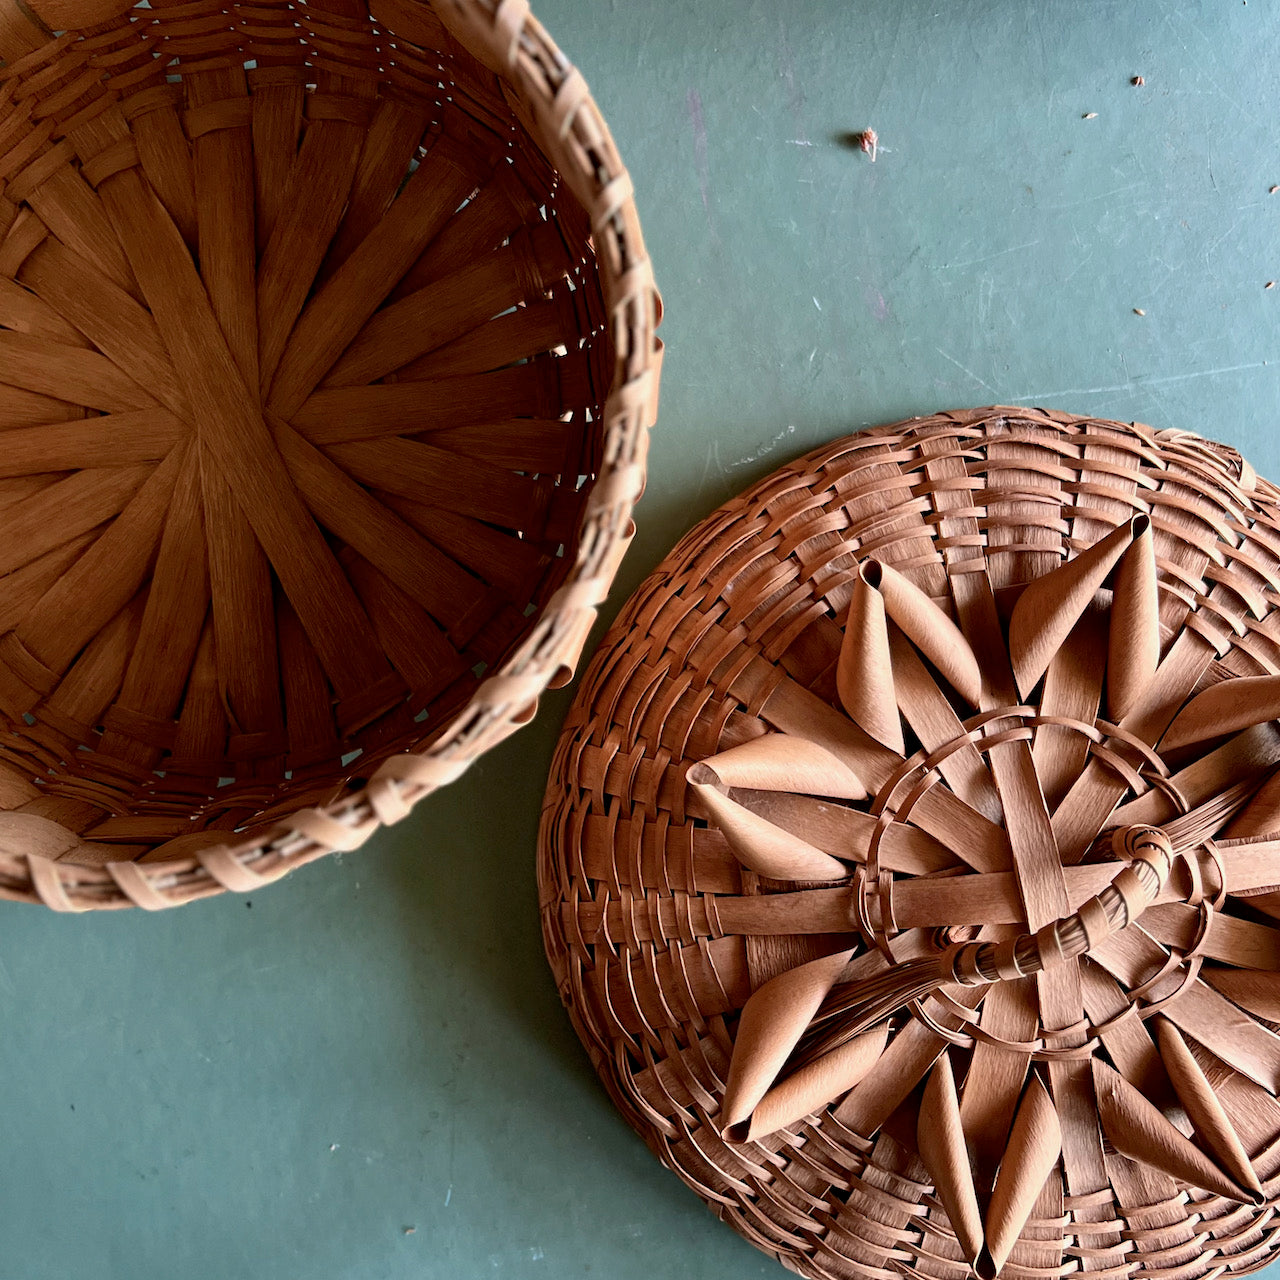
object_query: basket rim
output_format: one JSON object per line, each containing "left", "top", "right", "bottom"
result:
{"left": 0, "top": 0, "right": 662, "bottom": 912}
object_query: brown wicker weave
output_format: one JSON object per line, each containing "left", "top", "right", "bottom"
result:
{"left": 0, "top": 0, "right": 659, "bottom": 910}
{"left": 541, "top": 408, "right": 1280, "bottom": 1280}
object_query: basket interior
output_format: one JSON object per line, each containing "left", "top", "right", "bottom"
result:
{"left": 0, "top": 0, "right": 613, "bottom": 864}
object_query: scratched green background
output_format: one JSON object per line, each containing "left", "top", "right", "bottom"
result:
{"left": 4, "top": 1, "right": 1280, "bottom": 1277}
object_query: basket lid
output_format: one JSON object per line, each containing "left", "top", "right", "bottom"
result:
{"left": 541, "top": 408, "right": 1280, "bottom": 1280}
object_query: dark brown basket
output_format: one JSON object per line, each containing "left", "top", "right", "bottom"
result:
{"left": 0, "top": 0, "right": 660, "bottom": 910}
{"left": 541, "top": 408, "right": 1280, "bottom": 1280}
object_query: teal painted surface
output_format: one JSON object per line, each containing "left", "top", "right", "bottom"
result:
{"left": 7, "top": 2, "right": 1280, "bottom": 1277}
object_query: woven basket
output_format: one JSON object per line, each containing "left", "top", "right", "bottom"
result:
{"left": 0, "top": 0, "right": 659, "bottom": 911}
{"left": 541, "top": 408, "right": 1280, "bottom": 1280}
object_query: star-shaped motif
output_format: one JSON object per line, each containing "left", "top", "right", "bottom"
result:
{"left": 689, "top": 514, "right": 1280, "bottom": 1276}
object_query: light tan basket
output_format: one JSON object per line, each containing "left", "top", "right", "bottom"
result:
{"left": 541, "top": 409, "right": 1280, "bottom": 1280}
{"left": 0, "top": 0, "right": 660, "bottom": 910}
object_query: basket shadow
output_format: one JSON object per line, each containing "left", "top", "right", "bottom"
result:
{"left": 376, "top": 692, "right": 604, "bottom": 1094}
{"left": 360, "top": 700, "right": 787, "bottom": 1274}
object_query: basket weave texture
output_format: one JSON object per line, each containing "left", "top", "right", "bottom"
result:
{"left": 541, "top": 409, "right": 1280, "bottom": 1280}
{"left": 0, "top": 0, "right": 659, "bottom": 910}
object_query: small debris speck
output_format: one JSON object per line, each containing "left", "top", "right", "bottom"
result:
{"left": 1133, "top": 308, "right": 1146, "bottom": 316}
{"left": 1083, "top": 112, "right": 1099, "bottom": 120}
{"left": 850, "top": 128, "right": 877, "bottom": 161}
{"left": 1131, "top": 76, "right": 1144, "bottom": 86}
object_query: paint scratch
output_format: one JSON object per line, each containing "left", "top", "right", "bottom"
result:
{"left": 930, "top": 241, "right": 1042, "bottom": 271}
{"left": 732, "top": 425, "right": 796, "bottom": 469}
{"left": 778, "top": 20, "right": 808, "bottom": 144}
{"left": 686, "top": 89, "right": 712, "bottom": 222}
{"left": 934, "top": 346, "right": 997, "bottom": 395}
{"left": 694, "top": 438, "right": 725, "bottom": 506}
{"left": 1041, "top": 183, "right": 1142, "bottom": 212}
{"left": 1011, "top": 360, "right": 1273, "bottom": 403}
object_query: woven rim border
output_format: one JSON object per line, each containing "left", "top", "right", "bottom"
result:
{"left": 0, "top": 0, "right": 661, "bottom": 912}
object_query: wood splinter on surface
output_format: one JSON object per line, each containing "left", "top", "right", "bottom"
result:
{"left": 851, "top": 128, "right": 878, "bottom": 160}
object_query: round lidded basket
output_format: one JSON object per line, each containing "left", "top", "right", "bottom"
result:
{"left": 0, "top": 0, "right": 659, "bottom": 910}
{"left": 541, "top": 408, "right": 1280, "bottom": 1280}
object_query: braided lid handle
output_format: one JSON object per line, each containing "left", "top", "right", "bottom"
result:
{"left": 812, "top": 825, "right": 1180, "bottom": 1050}
{"left": 944, "top": 825, "right": 1175, "bottom": 987}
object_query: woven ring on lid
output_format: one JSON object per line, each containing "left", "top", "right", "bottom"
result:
{"left": 542, "top": 408, "right": 1280, "bottom": 1280}
{"left": 0, "top": 0, "right": 660, "bottom": 910}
